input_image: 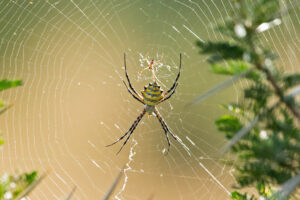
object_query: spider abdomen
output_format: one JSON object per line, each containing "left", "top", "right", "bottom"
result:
{"left": 141, "top": 82, "right": 163, "bottom": 106}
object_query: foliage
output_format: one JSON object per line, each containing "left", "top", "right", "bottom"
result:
{"left": 197, "top": 0, "right": 300, "bottom": 199}
{"left": 196, "top": 41, "right": 245, "bottom": 63}
{"left": 0, "top": 171, "right": 38, "bottom": 199}
{"left": 0, "top": 80, "right": 43, "bottom": 199}
{"left": 0, "top": 80, "right": 22, "bottom": 92}
{"left": 231, "top": 183, "right": 276, "bottom": 200}
{"left": 211, "top": 61, "right": 250, "bottom": 75}
{"left": 0, "top": 79, "right": 22, "bottom": 147}
{"left": 0, "top": 79, "right": 75, "bottom": 199}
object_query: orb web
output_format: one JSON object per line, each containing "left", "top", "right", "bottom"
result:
{"left": 0, "top": 0, "right": 300, "bottom": 199}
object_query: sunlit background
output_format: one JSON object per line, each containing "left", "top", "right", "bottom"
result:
{"left": 1, "top": 0, "right": 300, "bottom": 199}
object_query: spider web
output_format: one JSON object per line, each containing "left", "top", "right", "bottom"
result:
{"left": 0, "top": 0, "right": 300, "bottom": 199}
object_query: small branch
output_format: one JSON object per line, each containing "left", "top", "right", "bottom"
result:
{"left": 257, "top": 62, "right": 300, "bottom": 122}
{"left": 248, "top": 35, "right": 300, "bottom": 123}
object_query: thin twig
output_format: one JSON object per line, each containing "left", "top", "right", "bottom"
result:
{"left": 220, "top": 100, "right": 281, "bottom": 155}
{"left": 102, "top": 167, "right": 124, "bottom": 200}
{"left": 0, "top": 104, "right": 13, "bottom": 115}
{"left": 187, "top": 70, "right": 252, "bottom": 106}
{"left": 248, "top": 33, "right": 300, "bottom": 123}
{"left": 220, "top": 116, "right": 259, "bottom": 156}
{"left": 16, "top": 171, "right": 48, "bottom": 200}
{"left": 65, "top": 186, "right": 76, "bottom": 200}
{"left": 257, "top": 62, "right": 300, "bottom": 122}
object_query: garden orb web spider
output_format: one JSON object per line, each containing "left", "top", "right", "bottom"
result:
{"left": 106, "top": 53, "right": 182, "bottom": 155}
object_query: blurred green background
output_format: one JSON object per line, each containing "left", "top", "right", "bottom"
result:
{"left": 0, "top": 0, "right": 299, "bottom": 199}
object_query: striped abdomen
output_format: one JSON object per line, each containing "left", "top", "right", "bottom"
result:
{"left": 141, "top": 82, "right": 163, "bottom": 106}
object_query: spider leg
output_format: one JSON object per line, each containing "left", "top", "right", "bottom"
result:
{"left": 158, "top": 83, "right": 178, "bottom": 103}
{"left": 163, "top": 53, "right": 182, "bottom": 96}
{"left": 106, "top": 109, "right": 146, "bottom": 155}
{"left": 162, "top": 120, "right": 178, "bottom": 142}
{"left": 154, "top": 110, "right": 170, "bottom": 153}
{"left": 123, "top": 53, "right": 144, "bottom": 101}
{"left": 116, "top": 109, "right": 146, "bottom": 155}
{"left": 105, "top": 126, "right": 132, "bottom": 147}
{"left": 155, "top": 108, "right": 179, "bottom": 141}
{"left": 122, "top": 80, "right": 144, "bottom": 104}
{"left": 154, "top": 108, "right": 179, "bottom": 152}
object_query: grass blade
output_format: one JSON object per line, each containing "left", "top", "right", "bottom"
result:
{"left": 0, "top": 104, "right": 13, "bottom": 115}
{"left": 220, "top": 116, "right": 259, "bottom": 155}
{"left": 188, "top": 70, "right": 251, "bottom": 106}
{"left": 287, "top": 85, "right": 300, "bottom": 97}
{"left": 268, "top": 174, "right": 300, "bottom": 200}
{"left": 65, "top": 186, "right": 76, "bottom": 200}
{"left": 220, "top": 100, "right": 282, "bottom": 155}
{"left": 16, "top": 172, "right": 48, "bottom": 200}
{"left": 102, "top": 167, "right": 124, "bottom": 200}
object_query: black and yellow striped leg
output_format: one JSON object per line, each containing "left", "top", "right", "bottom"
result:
{"left": 154, "top": 108, "right": 178, "bottom": 153}
{"left": 122, "top": 80, "right": 144, "bottom": 104}
{"left": 159, "top": 83, "right": 178, "bottom": 103}
{"left": 165, "top": 53, "right": 181, "bottom": 95}
{"left": 163, "top": 119, "right": 179, "bottom": 142}
{"left": 106, "top": 109, "right": 146, "bottom": 155}
{"left": 156, "top": 108, "right": 179, "bottom": 142}
{"left": 124, "top": 53, "right": 144, "bottom": 101}
{"left": 155, "top": 111, "right": 171, "bottom": 153}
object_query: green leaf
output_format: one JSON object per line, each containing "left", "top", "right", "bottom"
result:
{"left": 0, "top": 185, "right": 3, "bottom": 198}
{"left": 0, "top": 101, "right": 5, "bottom": 108}
{"left": 245, "top": 71, "right": 261, "bottom": 81}
{"left": 0, "top": 79, "right": 22, "bottom": 92}
{"left": 215, "top": 115, "right": 243, "bottom": 139}
{"left": 231, "top": 191, "right": 248, "bottom": 200}
{"left": 252, "top": 0, "right": 280, "bottom": 26}
{"left": 0, "top": 139, "right": 3, "bottom": 146}
{"left": 256, "top": 183, "right": 274, "bottom": 197}
{"left": 196, "top": 41, "right": 245, "bottom": 63}
{"left": 211, "top": 60, "right": 250, "bottom": 75}
{"left": 244, "top": 83, "right": 271, "bottom": 111}
{"left": 25, "top": 171, "right": 38, "bottom": 184}
{"left": 16, "top": 171, "right": 45, "bottom": 200}
{"left": 220, "top": 117, "right": 259, "bottom": 155}
{"left": 283, "top": 74, "right": 300, "bottom": 89}
{"left": 0, "top": 171, "right": 41, "bottom": 200}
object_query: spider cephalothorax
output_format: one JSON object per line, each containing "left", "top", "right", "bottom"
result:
{"left": 106, "top": 53, "right": 182, "bottom": 154}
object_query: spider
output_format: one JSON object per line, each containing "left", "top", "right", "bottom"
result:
{"left": 106, "top": 53, "right": 182, "bottom": 155}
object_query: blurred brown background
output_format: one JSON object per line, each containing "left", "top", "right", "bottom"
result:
{"left": 0, "top": 0, "right": 300, "bottom": 199}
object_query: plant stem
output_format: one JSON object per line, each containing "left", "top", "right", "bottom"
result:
{"left": 249, "top": 37, "right": 300, "bottom": 123}
{"left": 259, "top": 64, "right": 300, "bottom": 121}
